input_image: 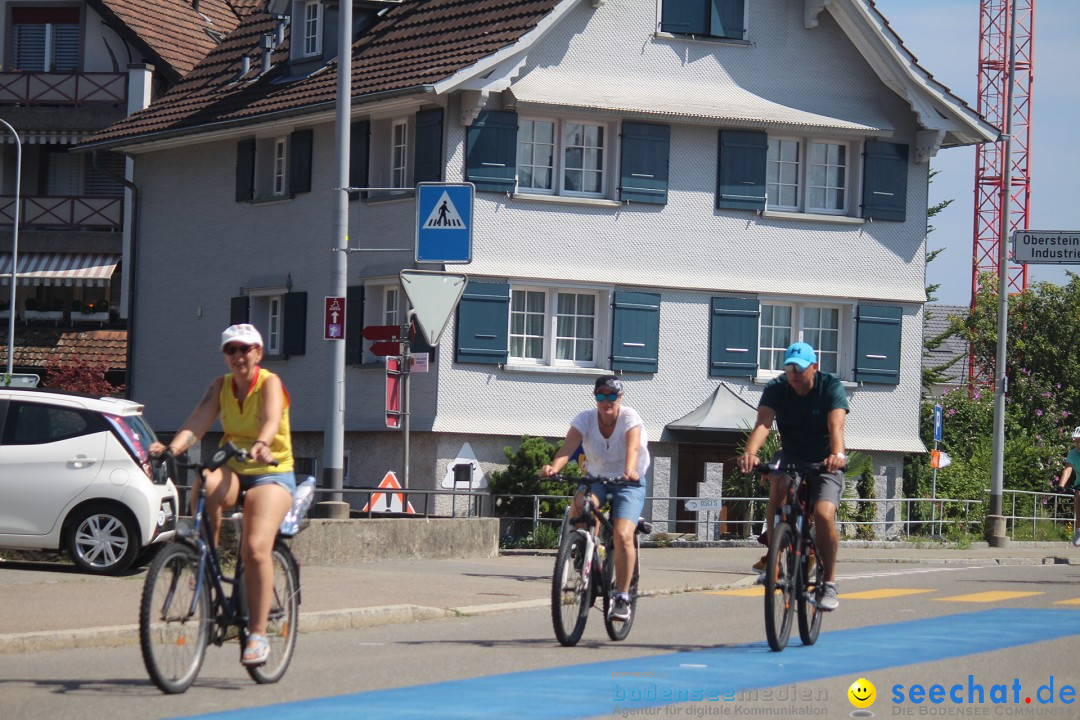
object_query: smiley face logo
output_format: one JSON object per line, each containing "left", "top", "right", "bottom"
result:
{"left": 848, "top": 677, "right": 876, "bottom": 709}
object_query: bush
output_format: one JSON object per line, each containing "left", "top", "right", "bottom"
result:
{"left": 488, "top": 435, "right": 580, "bottom": 539}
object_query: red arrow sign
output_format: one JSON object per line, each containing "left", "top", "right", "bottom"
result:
{"left": 370, "top": 341, "right": 402, "bottom": 356}
{"left": 361, "top": 324, "right": 404, "bottom": 341}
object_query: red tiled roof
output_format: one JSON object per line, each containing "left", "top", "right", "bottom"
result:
{"left": 91, "top": 0, "right": 255, "bottom": 80}
{"left": 0, "top": 327, "right": 127, "bottom": 370}
{"left": 82, "top": 0, "right": 562, "bottom": 148}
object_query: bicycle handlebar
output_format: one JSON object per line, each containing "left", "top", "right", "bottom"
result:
{"left": 542, "top": 474, "right": 641, "bottom": 486}
{"left": 751, "top": 461, "right": 830, "bottom": 475}
{"left": 159, "top": 441, "right": 279, "bottom": 473}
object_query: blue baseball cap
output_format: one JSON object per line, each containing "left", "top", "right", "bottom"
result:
{"left": 783, "top": 342, "right": 817, "bottom": 370}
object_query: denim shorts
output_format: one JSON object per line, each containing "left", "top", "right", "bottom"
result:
{"left": 239, "top": 471, "right": 297, "bottom": 496}
{"left": 583, "top": 478, "right": 647, "bottom": 523}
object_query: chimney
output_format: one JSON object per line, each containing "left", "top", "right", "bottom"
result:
{"left": 260, "top": 34, "right": 274, "bottom": 75}
{"left": 192, "top": 0, "right": 201, "bottom": 12}
{"left": 240, "top": 55, "right": 250, "bottom": 77}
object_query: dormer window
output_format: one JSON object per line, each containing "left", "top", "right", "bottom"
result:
{"left": 299, "top": 0, "right": 323, "bottom": 58}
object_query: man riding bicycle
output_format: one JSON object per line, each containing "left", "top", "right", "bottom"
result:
{"left": 736, "top": 342, "right": 849, "bottom": 611}
{"left": 541, "top": 375, "right": 650, "bottom": 623}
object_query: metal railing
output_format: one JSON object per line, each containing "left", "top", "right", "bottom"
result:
{"left": 0, "top": 195, "right": 123, "bottom": 230}
{"left": 0, "top": 71, "right": 125, "bottom": 106}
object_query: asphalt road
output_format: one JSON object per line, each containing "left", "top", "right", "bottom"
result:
{"left": 1, "top": 559, "right": 1079, "bottom": 719}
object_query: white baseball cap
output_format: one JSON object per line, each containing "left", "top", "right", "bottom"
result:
{"left": 220, "top": 323, "right": 263, "bottom": 350}
{"left": 1072, "top": 426, "right": 1080, "bottom": 439}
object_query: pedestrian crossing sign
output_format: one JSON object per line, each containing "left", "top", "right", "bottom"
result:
{"left": 416, "top": 182, "right": 473, "bottom": 264}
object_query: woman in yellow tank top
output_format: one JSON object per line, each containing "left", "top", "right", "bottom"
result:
{"left": 150, "top": 324, "right": 295, "bottom": 668}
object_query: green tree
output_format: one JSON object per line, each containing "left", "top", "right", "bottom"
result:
{"left": 487, "top": 435, "right": 580, "bottom": 538}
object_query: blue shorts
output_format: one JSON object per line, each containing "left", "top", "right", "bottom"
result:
{"left": 239, "top": 471, "right": 296, "bottom": 496}
{"left": 583, "top": 478, "right": 647, "bottom": 523}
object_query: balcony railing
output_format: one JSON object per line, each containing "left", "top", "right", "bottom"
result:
{"left": 0, "top": 195, "right": 123, "bottom": 231}
{"left": 0, "top": 71, "right": 126, "bottom": 106}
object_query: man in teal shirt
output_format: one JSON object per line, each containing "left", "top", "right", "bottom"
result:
{"left": 1055, "top": 427, "right": 1080, "bottom": 546}
{"left": 737, "top": 342, "right": 849, "bottom": 611}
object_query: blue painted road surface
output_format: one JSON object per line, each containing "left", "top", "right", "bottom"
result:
{"left": 177, "top": 609, "right": 1080, "bottom": 720}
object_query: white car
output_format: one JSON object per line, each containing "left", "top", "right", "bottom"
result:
{"left": 0, "top": 387, "right": 178, "bottom": 574}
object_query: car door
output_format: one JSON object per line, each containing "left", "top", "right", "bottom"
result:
{"left": 0, "top": 399, "right": 108, "bottom": 536}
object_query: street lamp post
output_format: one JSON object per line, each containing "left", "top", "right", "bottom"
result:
{"left": 0, "top": 118, "right": 20, "bottom": 378}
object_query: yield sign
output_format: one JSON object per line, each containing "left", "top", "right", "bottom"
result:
{"left": 399, "top": 269, "right": 468, "bottom": 346}
{"left": 361, "top": 471, "right": 416, "bottom": 513}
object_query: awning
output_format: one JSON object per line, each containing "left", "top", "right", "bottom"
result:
{"left": 0, "top": 130, "right": 87, "bottom": 144}
{"left": 0, "top": 252, "right": 120, "bottom": 286}
{"left": 667, "top": 383, "right": 760, "bottom": 433}
{"left": 508, "top": 73, "right": 893, "bottom": 136}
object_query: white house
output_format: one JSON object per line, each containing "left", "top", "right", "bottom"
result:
{"left": 80, "top": 0, "right": 997, "bottom": 535}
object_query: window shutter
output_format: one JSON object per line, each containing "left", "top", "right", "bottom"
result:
{"left": 862, "top": 141, "right": 908, "bottom": 222}
{"left": 235, "top": 139, "right": 255, "bottom": 202}
{"left": 230, "top": 295, "right": 249, "bottom": 324}
{"left": 345, "top": 285, "right": 364, "bottom": 366}
{"left": 465, "top": 110, "right": 517, "bottom": 193}
{"left": 709, "top": 296, "right": 759, "bottom": 377}
{"left": 716, "top": 130, "right": 767, "bottom": 211}
{"left": 288, "top": 129, "right": 313, "bottom": 195}
{"left": 611, "top": 291, "right": 661, "bottom": 373}
{"left": 620, "top": 122, "right": 670, "bottom": 205}
{"left": 660, "top": 0, "right": 708, "bottom": 34}
{"left": 349, "top": 120, "right": 370, "bottom": 199}
{"left": 282, "top": 292, "right": 307, "bottom": 357}
{"left": 713, "top": 0, "right": 745, "bottom": 39}
{"left": 455, "top": 282, "right": 509, "bottom": 364}
{"left": 413, "top": 108, "right": 444, "bottom": 184}
{"left": 855, "top": 304, "right": 902, "bottom": 384}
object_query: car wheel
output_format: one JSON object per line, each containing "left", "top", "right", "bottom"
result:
{"left": 65, "top": 504, "right": 140, "bottom": 575}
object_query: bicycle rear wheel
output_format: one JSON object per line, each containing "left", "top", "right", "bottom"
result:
{"left": 764, "top": 523, "right": 797, "bottom": 652}
{"left": 797, "top": 540, "right": 824, "bottom": 646}
{"left": 603, "top": 534, "right": 639, "bottom": 641}
{"left": 139, "top": 542, "right": 210, "bottom": 694}
{"left": 551, "top": 531, "right": 591, "bottom": 646}
{"left": 245, "top": 541, "right": 300, "bottom": 683}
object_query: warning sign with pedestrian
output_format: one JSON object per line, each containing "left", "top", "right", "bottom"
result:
{"left": 415, "top": 182, "right": 473, "bottom": 264}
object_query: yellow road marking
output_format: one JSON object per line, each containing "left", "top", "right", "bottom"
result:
{"left": 841, "top": 588, "right": 935, "bottom": 600}
{"left": 936, "top": 591, "right": 1043, "bottom": 603}
{"left": 705, "top": 587, "right": 763, "bottom": 597}
{"left": 1052, "top": 598, "right": 1080, "bottom": 606}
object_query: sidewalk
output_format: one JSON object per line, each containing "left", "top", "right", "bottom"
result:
{"left": 0, "top": 542, "right": 1074, "bottom": 653}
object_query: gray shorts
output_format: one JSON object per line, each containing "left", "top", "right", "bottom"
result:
{"left": 770, "top": 452, "right": 845, "bottom": 508}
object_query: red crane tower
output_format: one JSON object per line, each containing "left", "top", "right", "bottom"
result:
{"left": 971, "top": 0, "right": 1034, "bottom": 301}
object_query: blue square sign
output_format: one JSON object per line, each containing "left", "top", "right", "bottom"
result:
{"left": 416, "top": 182, "right": 473, "bottom": 264}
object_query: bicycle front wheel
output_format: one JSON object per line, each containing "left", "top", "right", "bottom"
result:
{"left": 797, "top": 541, "right": 824, "bottom": 646}
{"left": 139, "top": 542, "right": 210, "bottom": 694}
{"left": 551, "top": 531, "right": 591, "bottom": 646}
{"left": 764, "top": 523, "right": 797, "bottom": 652}
{"left": 246, "top": 541, "right": 300, "bottom": 684}
{"left": 603, "top": 534, "right": 639, "bottom": 642}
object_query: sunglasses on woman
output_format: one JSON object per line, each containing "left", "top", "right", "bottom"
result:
{"left": 595, "top": 393, "right": 619, "bottom": 402}
{"left": 223, "top": 344, "right": 256, "bottom": 356}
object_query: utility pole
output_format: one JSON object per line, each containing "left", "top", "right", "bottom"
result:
{"left": 315, "top": 0, "right": 353, "bottom": 519}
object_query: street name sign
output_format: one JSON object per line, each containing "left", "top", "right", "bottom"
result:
{"left": 415, "top": 182, "right": 473, "bottom": 264}
{"left": 685, "top": 498, "right": 722, "bottom": 511}
{"left": 1011, "top": 230, "right": 1080, "bottom": 264}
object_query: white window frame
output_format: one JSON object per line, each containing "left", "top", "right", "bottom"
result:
{"left": 515, "top": 116, "right": 610, "bottom": 199}
{"left": 757, "top": 300, "right": 850, "bottom": 380}
{"left": 508, "top": 285, "right": 604, "bottom": 368}
{"left": 300, "top": 0, "right": 323, "bottom": 58}
{"left": 272, "top": 137, "right": 288, "bottom": 196}
{"left": 766, "top": 136, "right": 854, "bottom": 216}
{"left": 391, "top": 119, "right": 408, "bottom": 189}
{"left": 248, "top": 289, "right": 285, "bottom": 356}
{"left": 383, "top": 287, "right": 400, "bottom": 328}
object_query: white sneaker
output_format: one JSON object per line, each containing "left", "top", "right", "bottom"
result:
{"left": 1071, "top": 530, "right": 1080, "bottom": 547}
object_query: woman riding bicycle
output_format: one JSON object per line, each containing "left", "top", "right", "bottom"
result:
{"left": 540, "top": 375, "right": 650, "bottom": 623}
{"left": 150, "top": 323, "right": 296, "bottom": 667}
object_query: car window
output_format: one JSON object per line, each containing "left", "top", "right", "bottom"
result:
{"left": 1, "top": 401, "right": 107, "bottom": 445}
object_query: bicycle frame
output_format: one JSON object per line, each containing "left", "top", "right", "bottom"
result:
{"left": 185, "top": 489, "right": 246, "bottom": 635}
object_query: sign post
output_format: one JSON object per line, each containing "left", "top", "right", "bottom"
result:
{"left": 932, "top": 404, "right": 942, "bottom": 536}
{"left": 385, "top": 356, "right": 401, "bottom": 429}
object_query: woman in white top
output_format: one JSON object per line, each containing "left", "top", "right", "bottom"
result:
{"left": 541, "top": 375, "right": 650, "bottom": 623}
